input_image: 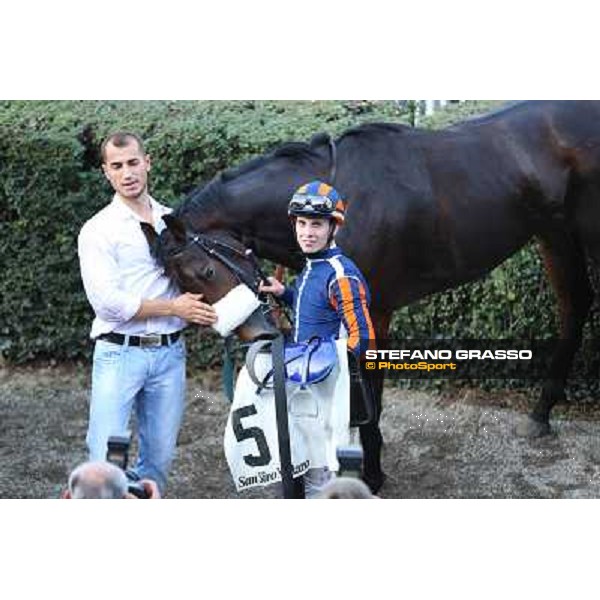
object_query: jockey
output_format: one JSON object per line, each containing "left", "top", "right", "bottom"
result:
{"left": 259, "top": 180, "right": 376, "bottom": 498}
{"left": 260, "top": 180, "right": 375, "bottom": 357}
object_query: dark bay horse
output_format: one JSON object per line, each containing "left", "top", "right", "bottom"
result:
{"left": 145, "top": 101, "right": 600, "bottom": 493}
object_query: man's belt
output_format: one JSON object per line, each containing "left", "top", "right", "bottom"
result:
{"left": 97, "top": 331, "right": 182, "bottom": 348}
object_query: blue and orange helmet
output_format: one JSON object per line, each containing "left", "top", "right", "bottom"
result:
{"left": 288, "top": 181, "right": 346, "bottom": 225}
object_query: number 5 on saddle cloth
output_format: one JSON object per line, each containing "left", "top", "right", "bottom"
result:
{"left": 246, "top": 336, "right": 376, "bottom": 426}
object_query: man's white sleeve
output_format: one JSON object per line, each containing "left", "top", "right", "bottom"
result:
{"left": 77, "top": 226, "right": 142, "bottom": 324}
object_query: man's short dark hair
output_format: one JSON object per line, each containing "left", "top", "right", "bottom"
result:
{"left": 101, "top": 131, "right": 146, "bottom": 163}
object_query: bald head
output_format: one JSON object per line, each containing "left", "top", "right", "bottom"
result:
{"left": 318, "top": 477, "right": 374, "bottom": 499}
{"left": 68, "top": 461, "right": 128, "bottom": 499}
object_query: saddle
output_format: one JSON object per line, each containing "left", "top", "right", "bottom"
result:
{"left": 246, "top": 336, "right": 337, "bottom": 392}
{"left": 245, "top": 336, "right": 377, "bottom": 427}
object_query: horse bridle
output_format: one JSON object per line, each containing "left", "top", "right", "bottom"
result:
{"left": 166, "top": 228, "right": 298, "bottom": 332}
{"left": 167, "top": 230, "right": 268, "bottom": 296}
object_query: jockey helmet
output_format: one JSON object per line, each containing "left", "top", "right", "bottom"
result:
{"left": 288, "top": 181, "right": 346, "bottom": 225}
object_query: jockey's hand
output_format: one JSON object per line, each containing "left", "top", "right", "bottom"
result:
{"left": 258, "top": 277, "right": 285, "bottom": 297}
{"left": 172, "top": 293, "right": 217, "bottom": 326}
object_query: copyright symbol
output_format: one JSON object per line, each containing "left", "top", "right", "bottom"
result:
{"left": 366, "top": 362, "right": 376, "bottom": 370}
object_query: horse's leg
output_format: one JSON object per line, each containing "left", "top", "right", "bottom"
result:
{"left": 519, "top": 232, "right": 593, "bottom": 436}
{"left": 359, "top": 311, "right": 390, "bottom": 493}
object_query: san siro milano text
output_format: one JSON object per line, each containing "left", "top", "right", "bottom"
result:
{"left": 238, "top": 460, "right": 310, "bottom": 489}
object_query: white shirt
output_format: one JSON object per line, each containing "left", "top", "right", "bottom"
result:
{"left": 78, "top": 193, "right": 185, "bottom": 339}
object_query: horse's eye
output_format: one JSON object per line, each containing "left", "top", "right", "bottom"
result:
{"left": 204, "top": 266, "right": 215, "bottom": 280}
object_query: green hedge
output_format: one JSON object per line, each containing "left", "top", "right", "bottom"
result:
{"left": 3, "top": 99, "right": 581, "bottom": 370}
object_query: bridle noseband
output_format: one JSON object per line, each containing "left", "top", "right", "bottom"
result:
{"left": 169, "top": 231, "right": 267, "bottom": 296}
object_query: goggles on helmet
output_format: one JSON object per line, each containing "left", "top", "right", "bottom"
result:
{"left": 288, "top": 195, "right": 334, "bottom": 214}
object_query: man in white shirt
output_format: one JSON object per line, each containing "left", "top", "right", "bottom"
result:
{"left": 78, "top": 131, "right": 217, "bottom": 494}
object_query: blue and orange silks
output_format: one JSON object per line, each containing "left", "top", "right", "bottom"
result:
{"left": 280, "top": 245, "right": 375, "bottom": 357}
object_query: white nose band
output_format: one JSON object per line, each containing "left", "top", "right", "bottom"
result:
{"left": 210, "top": 284, "right": 261, "bottom": 338}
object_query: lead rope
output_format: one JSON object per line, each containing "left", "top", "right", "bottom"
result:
{"left": 222, "top": 335, "right": 236, "bottom": 403}
{"left": 272, "top": 334, "right": 300, "bottom": 498}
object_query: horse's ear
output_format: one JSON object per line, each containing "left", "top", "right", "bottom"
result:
{"left": 162, "top": 214, "right": 187, "bottom": 243}
{"left": 241, "top": 233, "right": 258, "bottom": 255}
{"left": 140, "top": 222, "right": 158, "bottom": 254}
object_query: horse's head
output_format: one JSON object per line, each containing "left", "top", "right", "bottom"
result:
{"left": 141, "top": 215, "right": 279, "bottom": 342}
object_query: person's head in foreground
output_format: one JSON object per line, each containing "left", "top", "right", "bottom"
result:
{"left": 317, "top": 477, "right": 375, "bottom": 499}
{"left": 63, "top": 461, "right": 160, "bottom": 499}
{"left": 65, "top": 461, "right": 128, "bottom": 499}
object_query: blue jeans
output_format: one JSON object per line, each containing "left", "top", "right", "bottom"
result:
{"left": 86, "top": 337, "right": 186, "bottom": 494}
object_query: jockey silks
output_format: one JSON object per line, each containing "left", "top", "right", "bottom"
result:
{"left": 280, "top": 246, "right": 375, "bottom": 357}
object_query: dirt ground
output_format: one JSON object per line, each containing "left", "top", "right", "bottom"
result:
{"left": 2, "top": 365, "right": 600, "bottom": 499}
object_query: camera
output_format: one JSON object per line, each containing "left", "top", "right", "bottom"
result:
{"left": 336, "top": 445, "right": 363, "bottom": 479}
{"left": 106, "top": 434, "right": 149, "bottom": 499}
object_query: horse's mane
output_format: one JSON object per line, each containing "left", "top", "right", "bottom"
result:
{"left": 222, "top": 140, "right": 321, "bottom": 182}
{"left": 340, "top": 103, "right": 529, "bottom": 140}
{"left": 340, "top": 122, "right": 415, "bottom": 140}
{"left": 448, "top": 101, "right": 528, "bottom": 128}
{"left": 175, "top": 107, "right": 531, "bottom": 220}
{"left": 173, "top": 177, "right": 221, "bottom": 219}
{"left": 174, "top": 139, "right": 324, "bottom": 218}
